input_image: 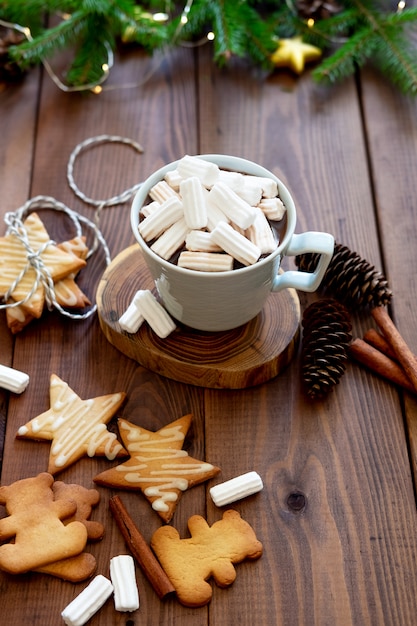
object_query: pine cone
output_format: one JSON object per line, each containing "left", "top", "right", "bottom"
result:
{"left": 0, "top": 28, "right": 26, "bottom": 83}
{"left": 295, "top": 242, "right": 392, "bottom": 310}
{"left": 301, "top": 298, "right": 352, "bottom": 399}
{"left": 295, "top": 0, "right": 343, "bottom": 19}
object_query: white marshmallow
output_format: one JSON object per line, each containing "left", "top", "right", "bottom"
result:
{"left": 0, "top": 363, "right": 29, "bottom": 394}
{"left": 210, "top": 471, "right": 263, "bottom": 507}
{"left": 209, "top": 182, "right": 257, "bottom": 230}
{"left": 177, "top": 155, "right": 220, "bottom": 187}
{"left": 211, "top": 221, "right": 261, "bottom": 266}
{"left": 178, "top": 251, "right": 234, "bottom": 272}
{"left": 110, "top": 555, "right": 139, "bottom": 612}
{"left": 61, "top": 575, "right": 114, "bottom": 626}
{"left": 180, "top": 176, "right": 208, "bottom": 229}
{"left": 246, "top": 207, "right": 278, "bottom": 254}
{"left": 150, "top": 217, "right": 189, "bottom": 260}
{"left": 134, "top": 290, "right": 176, "bottom": 338}
{"left": 185, "top": 230, "right": 222, "bottom": 252}
{"left": 138, "top": 196, "right": 184, "bottom": 242}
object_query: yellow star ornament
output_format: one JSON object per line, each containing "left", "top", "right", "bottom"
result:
{"left": 16, "top": 375, "right": 127, "bottom": 474}
{"left": 94, "top": 415, "right": 221, "bottom": 523}
{"left": 271, "top": 37, "right": 322, "bottom": 75}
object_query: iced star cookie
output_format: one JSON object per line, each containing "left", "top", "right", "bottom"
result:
{"left": 16, "top": 375, "right": 127, "bottom": 474}
{"left": 94, "top": 415, "right": 220, "bottom": 523}
{"left": 5, "top": 235, "right": 91, "bottom": 333}
{"left": 0, "top": 213, "right": 86, "bottom": 318}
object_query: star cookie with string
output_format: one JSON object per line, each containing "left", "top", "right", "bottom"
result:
{"left": 94, "top": 415, "right": 220, "bottom": 523}
{"left": 0, "top": 212, "right": 87, "bottom": 322}
{"left": 5, "top": 234, "right": 91, "bottom": 333}
{"left": 16, "top": 374, "right": 127, "bottom": 474}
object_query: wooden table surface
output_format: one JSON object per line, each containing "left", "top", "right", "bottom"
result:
{"left": 1, "top": 41, "right": 417, "bottom": 626}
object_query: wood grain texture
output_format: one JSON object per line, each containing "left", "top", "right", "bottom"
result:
{"left": 1, "top": 41, "right": 417, "bottom": 626}
{"left": 360, "top": 68, "right": 417, "bottom": 498}
{"left": 198, "top": 49, "right": 417, "bottom": 625}
{"left": 97, "top": 245, "right": 300, "bottom": 388}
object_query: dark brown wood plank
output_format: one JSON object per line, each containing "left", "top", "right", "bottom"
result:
{"left": 0, "top": 69, "right": 41, "bottom": 469}
{"left": 2, "top": 38, "right": 417, "bottom": 626}
{"left": 198, "top": 48, "right": 417, "bottom": 625}
{"left": 0, "top": 47, "right": 208, "bottom": 625}
{"left": 360, "top": 68, "right": 417, "bottom": 483}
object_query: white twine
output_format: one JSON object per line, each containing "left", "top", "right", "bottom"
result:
{"left": 1, "top": 134, "right": 144, "bottom": 322}
{"left": 67, "top": 134, "right": 144, "bottom": 253}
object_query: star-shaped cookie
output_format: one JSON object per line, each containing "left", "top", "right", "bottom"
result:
{"left": 0, "top": 212, "right": 86, "bottom": 318}
{"left": 271, "top": 37, "right": 322, "bottom": 75}
{"left": 16, "top": 375, "right": 127, "bottom": 474}
{"left": 94, "top": 415, "right": 220, "bottom": 523}
{"left": 6, "top": 235, "right": 91, "bottom": 333}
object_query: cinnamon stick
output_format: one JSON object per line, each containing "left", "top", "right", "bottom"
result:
{"left": 348, "top": 338, "right": 416, "bottom": 394}
{"left": 109, "top": 495, "right": 175, "bottom": 600}
{"left": 363, "top": 328, "right": 400, "bottom": 362}
{"left": 371, "top": 306, "right": 417, "bottom": 393}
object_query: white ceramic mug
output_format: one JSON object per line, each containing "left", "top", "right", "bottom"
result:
{"left": 130, "top": 155, "right": 334, "bottom": 332}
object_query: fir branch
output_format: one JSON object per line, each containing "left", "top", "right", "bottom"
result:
{"left": 372, "top": 28, "right": 417, "bottom": 94}
{"left": 65, "top": 14, "right": 114, "bottom": 85}
{"left": 9, "top": 11, "right": 89, "bottom": 68}
{"left": 1, "top": 0, "right": 417, "bottom": 95}
{"left": 181, "top": 0, "right": 275, "bottom": 64}
{"left": 302, "top": 8, "right": 365, "bottom": 46}
{"left": 312, "top": 27, "right": 380, "bottom": 83}
{"left": 312, "top": 1, "right": 417, "bottom": 93}
{"left": 207, "top": 0, "right": 251, "bottom": 62}
{"left": 118, "top": 5, "right": 173, "bottom": 51}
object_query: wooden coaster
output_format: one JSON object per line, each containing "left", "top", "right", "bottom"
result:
{"left": 97, "top": 245, "right": 301, "bottom": 389}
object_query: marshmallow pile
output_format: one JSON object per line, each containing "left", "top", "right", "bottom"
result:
{"left": 138, "top": 155, "right": 286, "bottom": 271}
{"left": 61, "top": 555, "right": 139, "bottom": 625}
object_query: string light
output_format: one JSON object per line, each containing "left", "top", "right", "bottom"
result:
{"left": 0, "top": 1, "right": 220, "bottom": 94}
{"left": 153, "top": 12, "right": 169, "bottom": 22}
{"left": 0, "top": 18, "right": 113, "bottom": 93}
{"left": 397, "top": 0, "right": 406, "bottom": 10}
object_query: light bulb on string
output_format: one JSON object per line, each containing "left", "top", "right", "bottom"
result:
{"left": 0, "top": 1, "right": 206, "bottom": 95}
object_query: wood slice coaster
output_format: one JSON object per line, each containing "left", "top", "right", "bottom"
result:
{"left": 97, "top": 245, "right": 301, "bottom": 389}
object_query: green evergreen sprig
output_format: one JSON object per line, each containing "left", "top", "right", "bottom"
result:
{"left": 178, "top": 0, "right": 277, "bottom": 66}
{"left": 0, "top": 0, "right": 416, "bottom": 95}
{"left": 307, "top": 0, "right": 417, "bottom": 94}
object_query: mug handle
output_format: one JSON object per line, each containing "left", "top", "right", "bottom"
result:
{"left": 272, "top": 232, "right": 334, "bottom": 292}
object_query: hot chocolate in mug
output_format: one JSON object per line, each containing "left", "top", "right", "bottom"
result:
{"left": 131, "top": 154, "right": 334, "bottom": 332}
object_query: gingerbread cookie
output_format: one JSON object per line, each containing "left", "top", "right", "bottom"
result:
{"left": 151, "top": 509, "right": 263, "bottom": 607}
{"left": 6, "top": 235, "right": 91, "bottom": 333}
{"left": 0, "top": 213, "right": 86, "bottom": 319}
{"left": 0, "top": 472, "right": 87, "bottom": 575}
{"left": 35, "top": 552, "right": 98, "bottom": 583}
{"left": 16, "top": 374, "right": 127, "bottom": 475}
{"left": 34, "top": 482, "right": 104, "bottom": 582}
{"left": 52, "top": 481, "right": 105, "bottom": 541}
{"left": 94, "top": 415, "right": 220, "bottom": 523}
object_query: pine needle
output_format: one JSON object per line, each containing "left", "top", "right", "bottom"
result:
{"left": 312, "top": 0, "right": 417, "bottom": 93}
{"left": 1, "top": 0, "right": 417, "bottom": 94}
